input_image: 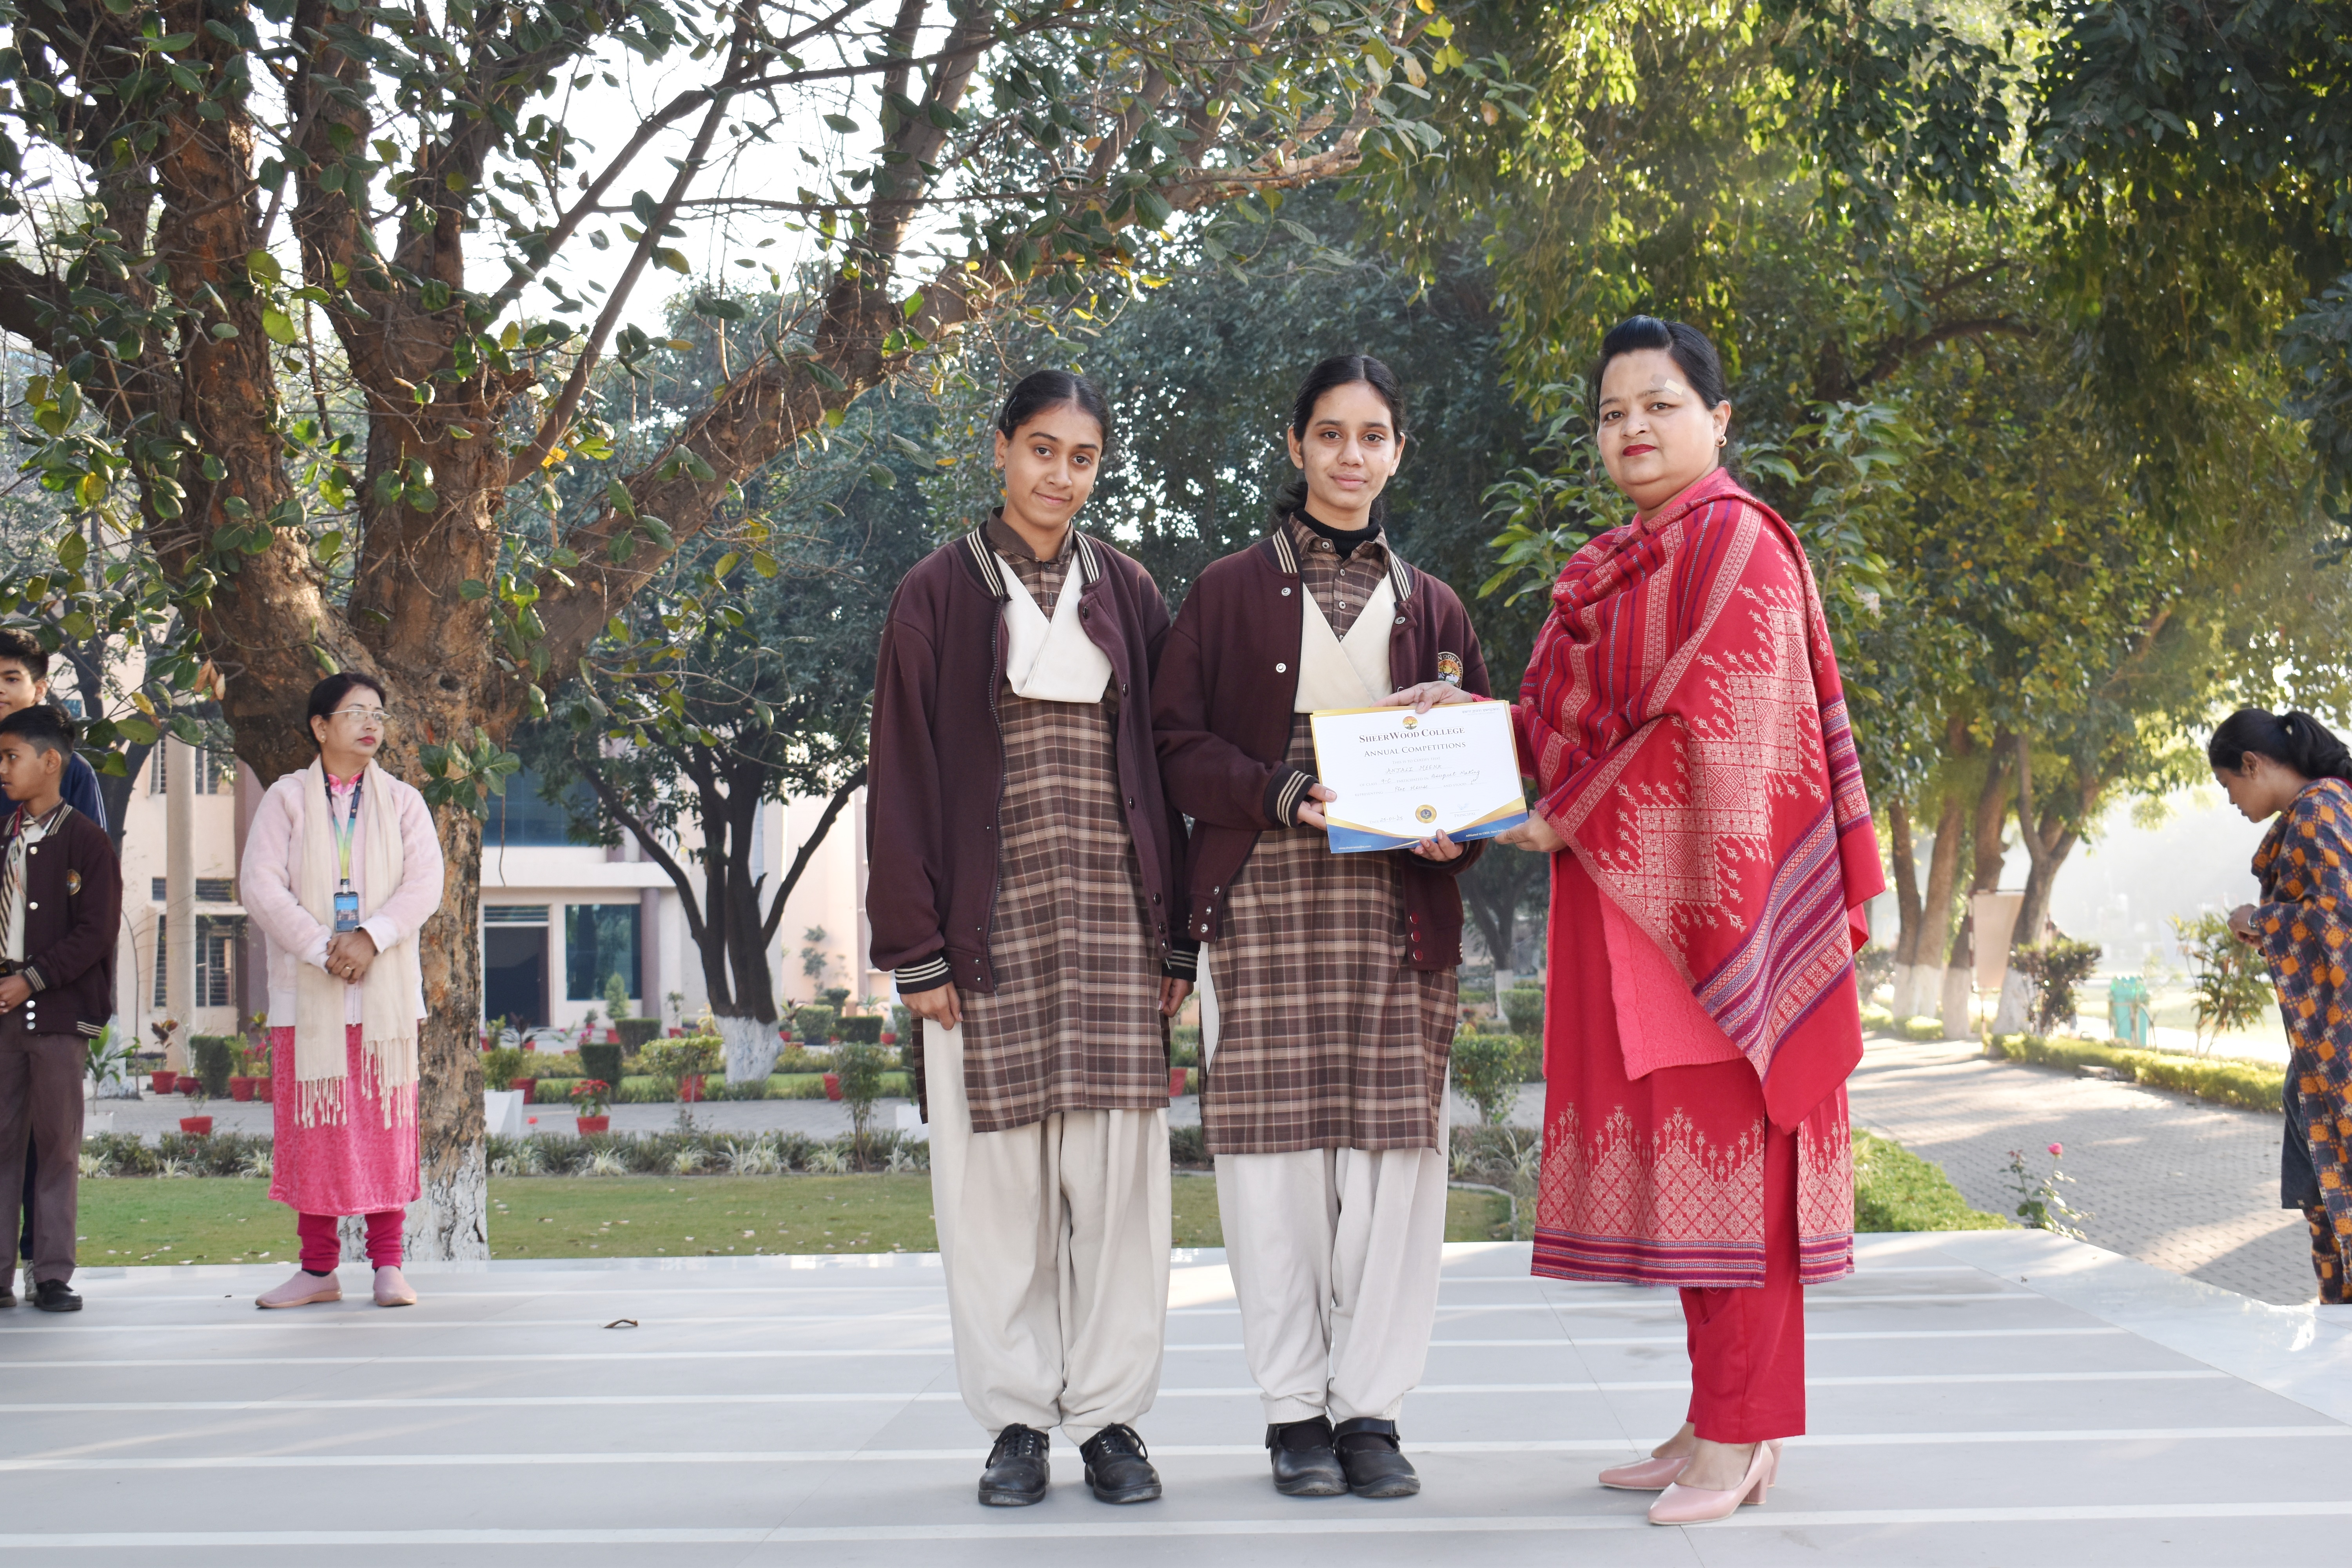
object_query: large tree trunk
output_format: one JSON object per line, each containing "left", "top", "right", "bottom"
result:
{"left": 1906, "top": 790, "right": 1966, "bottom": 1021}
{"left": 1886, "top": 796, "right": 1922, "bottom": 1013}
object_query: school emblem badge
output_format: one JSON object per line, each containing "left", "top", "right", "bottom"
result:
{"left": 66, "top": 869, "right": 82, "bottom": 895}
{"left": 1437, "top": 651, "right": 1463, "bottom": 686}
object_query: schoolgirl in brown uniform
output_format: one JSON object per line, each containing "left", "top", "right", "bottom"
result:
{"left": 866, "top": 371, "right": 1193, "bottom": 1509}
{"left": 1152, "top": 355, "right": 1489, "bottom": 1499}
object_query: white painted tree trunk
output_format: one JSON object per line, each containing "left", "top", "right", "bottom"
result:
{"left": 1887, "top": 963, "right": 1918, "bottom": 1020}
{"left": 346, "top": 1143, "right": 487, "bottom": 1263}
{"left": 1990, "top": 967, "right": 2034, "bottom": 1036}
{"left": 1938, "top": 966, "right": 1974, "bottom": 1040}
{"left": 719, "top": 1013, "right": 780, "bottom": 1084}
{"left": 1493, "top": 968, "right": 1515, "bottom": 1005}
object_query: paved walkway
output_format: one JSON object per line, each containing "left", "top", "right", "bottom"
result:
{"left": 1848, "top": 1040, "right": 2311, "bottom": 1306}
{"left": 7, "top": 1233, "right": 2348, "bottom": 1562}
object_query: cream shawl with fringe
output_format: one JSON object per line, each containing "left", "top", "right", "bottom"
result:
{"left": 292, "top": 759, "right": 421, "bottom": 1127}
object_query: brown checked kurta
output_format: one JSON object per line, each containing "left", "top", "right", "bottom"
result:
{"left": 955, "top": 518, "right": 1169, "bottom": 1135}
{"left": 1201, "top": 518, "right": 1461, "bottom": 1156}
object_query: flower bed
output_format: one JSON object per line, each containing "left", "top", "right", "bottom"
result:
{"left": 1983, "top": 1033, "right": 2282, "bottom": 1114}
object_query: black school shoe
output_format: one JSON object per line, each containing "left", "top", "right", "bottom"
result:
{"left": 32, "top": 1279, "right": 82, "bottom": 1313}
{"left": 1080, "top": 1423, "right": 1163, "bottom": 1503}
{"left": 1266, "top": 1416, "right": 1349, "bottom": 1496}
{"left": 1332, "top": 1417, "right": 1419, "bottom": 1498}
{"left": 978, "top": 1424, "right": 1050, "bottom": 1506}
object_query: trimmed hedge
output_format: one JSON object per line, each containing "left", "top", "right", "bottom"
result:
{"left": 1984, "top": 1033, "right": 2282, "bottom": 1114}
{"left": 526, "top": 1071, "right": 914, "bottom": 1105}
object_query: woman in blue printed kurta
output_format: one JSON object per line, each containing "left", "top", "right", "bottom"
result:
{"left": 2212, "top": 708, "right": 2352, "bottom": 1304}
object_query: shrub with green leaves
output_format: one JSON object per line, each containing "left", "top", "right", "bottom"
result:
{"left": 792, "top": 1005, "right": 839, "bottom": 1043}
{"left": 1451, "top": 1034, "right": 1522, "bottom": 1126}
{"left": 2010, "top": 938, "right": 2102, "bottom": 1035}
{"left": 1503, "top": 985, "right": 1545, "bottom": 1040}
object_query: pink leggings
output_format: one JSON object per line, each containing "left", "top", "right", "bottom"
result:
{"left": 297, "top": 1210, "right": 404, "bottom": 1272}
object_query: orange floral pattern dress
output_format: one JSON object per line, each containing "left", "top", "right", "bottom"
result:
{"left": 2250, "top": 777, "right": 2352, "bottom": 1303}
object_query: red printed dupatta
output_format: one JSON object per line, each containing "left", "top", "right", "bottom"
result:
{"left": 1514, "top": 466, "right": 1883, "bottom": 1132}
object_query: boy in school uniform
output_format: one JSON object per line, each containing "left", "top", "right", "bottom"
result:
{"left": 0, "top": 705, "right": 122, "bottom": 1311}
{"left": 0, "top": 628, "right": 107, "bottom": 1296}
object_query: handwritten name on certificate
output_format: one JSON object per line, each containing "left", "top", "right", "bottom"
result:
{"left": 1308, "top": 700, "right": 1529, "bottom": 854}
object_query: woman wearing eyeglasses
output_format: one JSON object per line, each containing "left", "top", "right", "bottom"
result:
{"left": 238, "top": 673, "right": 445, "bottom": 1308}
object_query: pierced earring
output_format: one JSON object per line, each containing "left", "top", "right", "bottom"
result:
{"left": 1716, "top": 436, "right": 1726, "bottom": 447}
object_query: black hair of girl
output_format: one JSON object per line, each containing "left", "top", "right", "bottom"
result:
{"left": 996, "top": 369, "right": 1112, "bottom": 456}
{"left": 2207, "top": 707, "right": 2352, "bottom": 784}
{"left": 306, "top": 671, "right": 388, "bottom": 741}
{"left": 1588, "top": 316, "right": 1731, "bottom": 423}
{"left": 1273, "top": 353, "right": 1408, "bottom": 524}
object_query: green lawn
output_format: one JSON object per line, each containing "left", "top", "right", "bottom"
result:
{"left": 77, "top": 1174, "right": 1518, "bottom": 1261}
{"left": 1853, "top": 1129, "right": 2009, "bottom": 1231}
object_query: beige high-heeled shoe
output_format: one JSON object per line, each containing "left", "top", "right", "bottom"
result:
{"left": 1646, "top": 1439, "right": 1777, "bottom": 1524}
{"left": 1598, "top": 1454, "right": 1688, "bottom": 1490}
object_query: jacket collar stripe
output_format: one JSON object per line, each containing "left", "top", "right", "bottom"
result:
{"left": 966, "top": 528, "right": 1101, "bottom": 596}
{"left": 959, "top": 530, "right": 1007, "bottom": 599}
{"left": 1387, "top": 550, "right": 1414, "bottom": 603}
{"left": 1269, "top": 528, "right": 1299, "bottom": 576}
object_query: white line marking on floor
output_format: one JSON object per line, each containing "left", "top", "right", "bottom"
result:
{"left": 5, "top": 1425, "right": 2337, "bottom": 1471}
{"left": 5, "top": 1501, "right": 2352, "bottom": 1544}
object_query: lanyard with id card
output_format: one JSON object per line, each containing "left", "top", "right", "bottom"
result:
{"left": 329, "top": 779, "right": 363, "bottom": 933}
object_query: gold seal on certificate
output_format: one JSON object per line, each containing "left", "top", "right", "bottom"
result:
{"left": 1307, "top": 699, "right": 1529, "bottom": 853}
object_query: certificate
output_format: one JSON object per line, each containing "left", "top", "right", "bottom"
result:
{"left": 1308, "top": 700, "right": 1529, "bottom": 853}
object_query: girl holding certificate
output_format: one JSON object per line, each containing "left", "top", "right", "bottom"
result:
{"left": 867, "top": 370, "right": 1192, "bottom": 1510}
{"left": 1480, "top": 316, "right": 1882, "bottom": 1523}
{"left": 1152, "top": 353, "right": 1489, "bottom": 1500}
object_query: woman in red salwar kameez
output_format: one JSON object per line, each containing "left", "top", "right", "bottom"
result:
{"left": 1418, "top": 317, "right": 1881, "bottom": 1523}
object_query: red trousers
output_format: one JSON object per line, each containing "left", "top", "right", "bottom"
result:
{"left": 1680, "top": 1122, "right": 1805, "bottom": 1442}
{"left": 297, "top": 1209, "right": 403, "bottom": 1272}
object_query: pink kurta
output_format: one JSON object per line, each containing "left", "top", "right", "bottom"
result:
{"left": 267, "top": 1024, "right": 419, "bottom": 1214}
{"left": 239, "top": 768, "right": 443, "bottom": 1217}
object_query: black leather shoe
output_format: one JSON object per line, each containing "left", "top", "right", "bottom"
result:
{"left": 0, "top": 1278, "right": 14, "bottom": 1307}
{"left": 32, "top": 1279, "right": 81, "bottom": 1313}
{"left": 1080, "top": 1423, "right": 1162, "bottom": 1503}
{"left": 978, "top": 1424, "right": 1050, "bottom": 1506}
{"left": 1266, "top": 1416, "right": 1348, "bottom": 1496}
{"left": 1332, "top": 1416, "right": 1419, "bottom": 1498}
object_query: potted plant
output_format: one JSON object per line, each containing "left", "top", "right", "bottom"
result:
{"left": 1168, "top": 1065, "right": 1190, "bottom": 1098}
{"left": 571, "top": 1078, "right": 612, "bottom": 1135}
{"left": 180, "top": 1079, "right": 214, "bottom": 1136}
{"left": 148, "top": 1015, "right": 180, "bottom": 1093}
{"left": 227, "top": 1036, "right": 260, "bottom": 1101}
{"left": 483, "top": 1044, "right": 528, "bottom": 1097}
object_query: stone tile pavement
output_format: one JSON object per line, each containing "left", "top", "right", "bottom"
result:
{"left": 1847, "top": 1039, "right": 2313, "bottom": 1307}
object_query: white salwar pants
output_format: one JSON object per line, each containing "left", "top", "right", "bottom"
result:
{"left": 1212, "top": 1144, "right": 1448, "bottom": 1426}
{"left": 924, "top": 1018, "right": 1172, "bottom": 1444}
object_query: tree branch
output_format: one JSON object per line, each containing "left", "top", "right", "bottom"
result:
{"left": 761, "top": 766, "right": 866, "bottom": 946}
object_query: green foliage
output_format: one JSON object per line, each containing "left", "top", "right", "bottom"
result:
{"left": 188, "top": 1036, "right": 234, "bottom": 1098}
{"left": 1502, "top": 984, "right": 1545, "bottom": 1041}
{"left": 2169, "top": 913, "right": 2278, "bottom": 1051}
{"left": 578, "top": 1042, "right": 626, "bottom": 1085}
{"left": 1984, "top": 1034, "right": 2283, "bottom": 1114}
{"left": 1851, "top": 1130, "right": 2008, "bottom": 1233}
{"left": 835, "top": 1040, "right": 892, "bottom": 1152}
{"left": 2010, "top": 938, "right": 2102, "bottom": 1036}
{"left": 482, "top": 1046, "right": 527, "bottom": 1092}
{"left": 641, "top": 1036, "right": 722, "bottom": 1097}
{"left": 1451, "top": 1033, "right": 1522, "bottom": 1127}
{"left": 834, "top": 1016, "right": 884, "bottom": 1045}
{"left": 792, "top": 1006, "right": 839, "bottom": 1043}
{"left": 603, "top": 973, "right": 631, "bottom": 1022}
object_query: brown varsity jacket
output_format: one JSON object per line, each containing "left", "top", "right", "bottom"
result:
{"left": 865, "top": 525, "right": 1194, "bottom": 997}
{"left": 6, "top": 803, "right": 122, "bottom": 1038}
{"left": 1151, "top": 526, "right": 1492, "bottom": 969}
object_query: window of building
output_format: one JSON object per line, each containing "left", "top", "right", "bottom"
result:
{"left": 484, "top": 768, "right": 600, "bottom": 847}
{"left": 148, "top": 747, "right": 235, "bottom": 795}
{"left": 151, "top": 878, "right": 239, "bottom": 903}
{"left": 152, "top": 914, "right": 244, "bottom": 1009}
{"left": 564, "top": 903, "right": 641, "bottom": 1002}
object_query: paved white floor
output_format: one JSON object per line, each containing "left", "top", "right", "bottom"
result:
{"left": 4, "top": 1232, "right": 2349, "bottom": 1563}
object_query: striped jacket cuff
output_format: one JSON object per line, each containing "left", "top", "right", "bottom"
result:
{"left": 895, "top": 954, "right": 953, "bottom": 995}
{"left": 1161, "top": 943, "right": 1199, "bottom": 980}
{"left": 22, "top": 964, "right": 45, "bottom": 992}
{"left": 1263, "top": 766, "right": 1319, "bottom": 828}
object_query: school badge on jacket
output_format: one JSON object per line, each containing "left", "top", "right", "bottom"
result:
{"left": 1436, "top": 651, "right": 1463, "bottom": 686}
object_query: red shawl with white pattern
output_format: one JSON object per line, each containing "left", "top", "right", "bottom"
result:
{"left": 1514, "top": 467, "right": 1882, "bottom": 1129}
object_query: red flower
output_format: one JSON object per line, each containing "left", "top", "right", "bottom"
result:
{"left": 2047, "top": 1142, "right": 2063, "bottom": 1158}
